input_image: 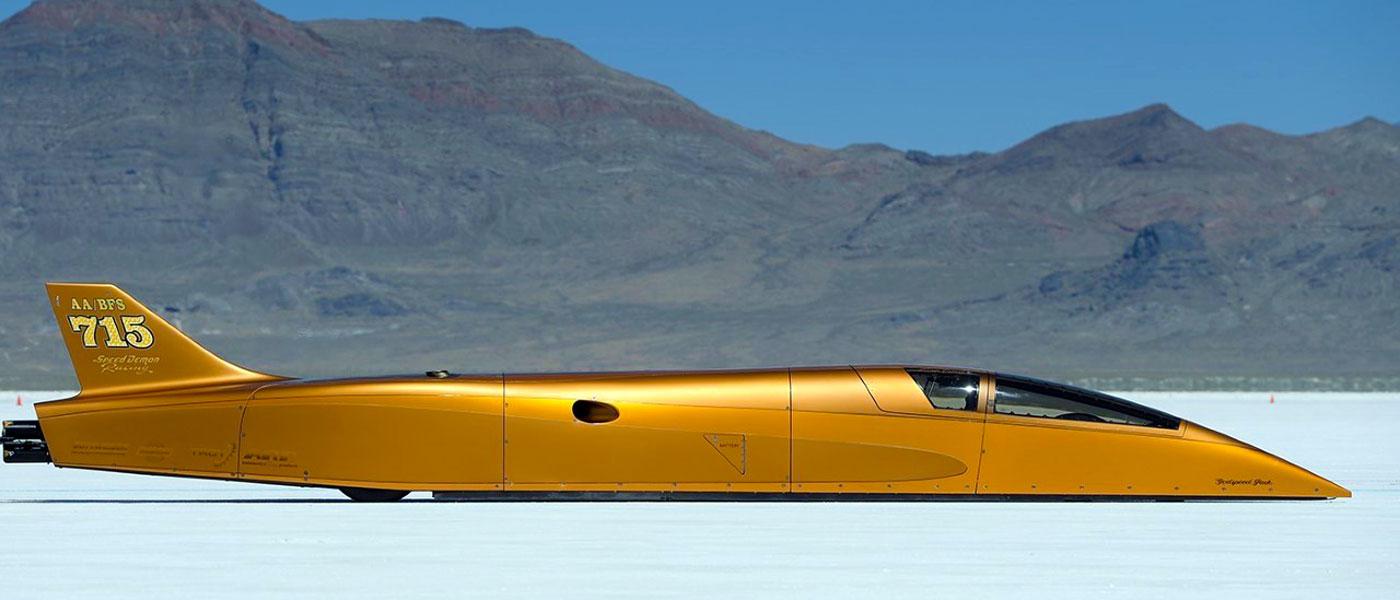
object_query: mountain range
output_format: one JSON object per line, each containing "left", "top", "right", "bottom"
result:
{"left": 1, "top": 0, "right": 1396, "bottom": 389}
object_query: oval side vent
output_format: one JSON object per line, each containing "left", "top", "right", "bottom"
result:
{"left": 572, "top": 399, "right": 619, "bottom": 424}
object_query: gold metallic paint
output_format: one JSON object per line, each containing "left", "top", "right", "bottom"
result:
{"left": 29, "top": 283, "right": 1350, "bottom": 499}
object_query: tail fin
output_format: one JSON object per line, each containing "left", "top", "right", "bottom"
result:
{"left": 46, "top": 283, "right": 283, "bottom": 396}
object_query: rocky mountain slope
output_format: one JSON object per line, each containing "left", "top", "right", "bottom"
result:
{"left": 1, "top": 0, "right": 1396, "bottom": 388}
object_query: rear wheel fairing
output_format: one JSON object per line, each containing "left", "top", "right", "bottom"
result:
{"left": 238, "top": 378, "right": 504, "bottom": 490}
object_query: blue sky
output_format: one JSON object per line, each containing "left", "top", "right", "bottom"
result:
{"left": 4, "top": 0, "right": 1397, "bottom": 153}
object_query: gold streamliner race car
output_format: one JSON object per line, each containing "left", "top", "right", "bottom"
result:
{"left": 1, "top": 283, "right": 1349, "bottom": 502}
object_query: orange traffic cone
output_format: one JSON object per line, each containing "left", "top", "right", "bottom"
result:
{"left": 15, "top": 394, "right": 22, "bottom": 406}
{"left": 1268, "top": 394, "right": 1275, "bottom": 404}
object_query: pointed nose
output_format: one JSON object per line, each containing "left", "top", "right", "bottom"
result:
{"left": 1184, "top": 422, "right": 1350, "bottom": 499}
{"left": 1223, "top": 449, "right": 1348, "bottom": 498}
{"left": 1275, "top": 454, "right": 1350, "bottom": 498}
{"left": 1246, "top": 445, "right": 1351, "bottom": 498}
{"left": 1319, "top": 478, "right": 1352, "bottom": 498}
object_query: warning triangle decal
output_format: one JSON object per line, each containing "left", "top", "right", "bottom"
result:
{"left": 703, "top": 433, "right": 746, "bottom": 475}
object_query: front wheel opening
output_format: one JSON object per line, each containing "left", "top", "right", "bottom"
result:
{"left": 340, "top": 487, "right": 411, "bottom": 502}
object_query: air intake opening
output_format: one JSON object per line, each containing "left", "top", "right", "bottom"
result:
{"left": 572, "top": 400, "right": 619, "bottom": 424}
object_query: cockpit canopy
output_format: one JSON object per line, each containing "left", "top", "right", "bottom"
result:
{"left": 904, "top": 368, "right": 1182, "bottom": 430}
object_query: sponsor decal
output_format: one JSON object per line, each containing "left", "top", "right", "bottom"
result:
{"left": 1215, "top": 478, "right": 1273, "bottom": 487}
{"left": 92, "top": 354, "right": 161, "bottom": 375}
{"left": 241, "top": 450, "right": 298, "bottom": 469}
{"left": 137, "top": 445, "right": 172, "bottom": 464}
{"left": 72, "top": 442, "right": 129, "bottom": 456}
{"left": 192, "top": 445, "right": 235, "bottom": 467}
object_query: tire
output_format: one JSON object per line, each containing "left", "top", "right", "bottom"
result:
{"left": 340, "top": 487, "right": 411, "bottom": 502}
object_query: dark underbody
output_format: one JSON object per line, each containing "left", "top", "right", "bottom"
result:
{"left": 40, "top": 466, "right": 1333, "bottom": 503}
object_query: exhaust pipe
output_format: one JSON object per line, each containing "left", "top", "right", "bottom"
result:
{"left": 2, "top": 420, "right": 50, "bottom": 463}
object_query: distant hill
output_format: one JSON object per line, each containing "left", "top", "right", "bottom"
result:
{"left": 1, "top": 0, "right": 1396, "bottom": 388}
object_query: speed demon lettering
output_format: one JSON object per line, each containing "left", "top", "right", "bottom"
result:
{"left": 67, "top": 314, "right": 155, "bottom": 349}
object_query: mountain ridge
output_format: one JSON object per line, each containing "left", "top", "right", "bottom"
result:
{"left": 0, "top": 0, "right": 1395, "bottom": 388}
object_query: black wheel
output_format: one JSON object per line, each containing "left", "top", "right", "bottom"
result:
{"left": 340, "top": 487, "right": 411, "bottom": 502}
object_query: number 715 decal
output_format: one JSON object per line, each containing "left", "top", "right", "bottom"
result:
{"left": 68, "top": 315, "right": 155, "bottom": 349}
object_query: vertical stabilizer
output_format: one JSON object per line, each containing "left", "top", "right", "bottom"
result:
{"left": 45, "top": 283, "right": 282, "bottom": 396}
